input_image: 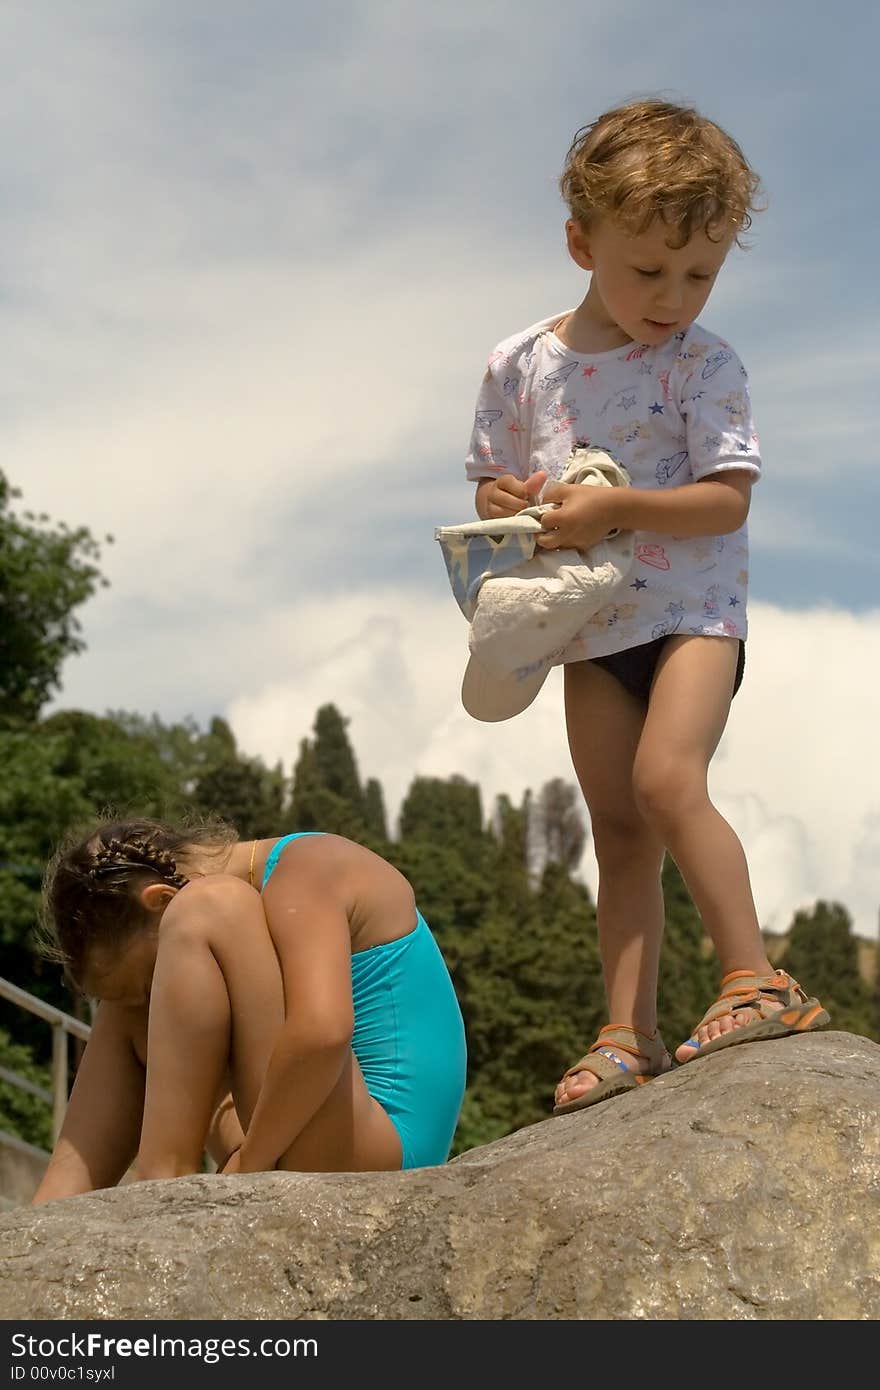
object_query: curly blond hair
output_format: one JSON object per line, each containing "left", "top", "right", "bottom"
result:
{"left": 560, "top": 98, "right": 763, "bottom": 248}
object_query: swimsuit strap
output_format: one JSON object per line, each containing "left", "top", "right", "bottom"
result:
{"left": 261, "top": 832, "right": 325, "bottom": 891}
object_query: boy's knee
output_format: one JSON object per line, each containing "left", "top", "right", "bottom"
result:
{"left": 632, "top": 760, "right": 705, "bottom": 826}
{"left": 590, "top": 810, "right": 655, "bottom": 867}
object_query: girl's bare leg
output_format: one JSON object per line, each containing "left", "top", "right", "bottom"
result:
{"left": 632, "top": 636, "right": 774, "bottom": 1060}
{"left": 139, "top": 877, "right": 401, "bottom": 1177}
{"left": 555, "top": 659, "right": 668, "bottom": 1108}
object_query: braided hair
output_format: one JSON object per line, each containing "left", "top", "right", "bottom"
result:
{"left": 40, "top": 815, "right": 236, "bottom": 988}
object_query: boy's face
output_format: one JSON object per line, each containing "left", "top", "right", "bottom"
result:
{"left": 567, "top": 215, "right": 733, "bottom": 345}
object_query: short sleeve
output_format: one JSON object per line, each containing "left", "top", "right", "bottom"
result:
{"left": 465, "top": 353, "right": 528, "bottom": 483}
{"left": 680, "top": 342, "right": 762, "bottom": 482}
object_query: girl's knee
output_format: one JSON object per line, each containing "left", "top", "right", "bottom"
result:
{"left": 163, "top": 874, "right": 263, "bottom": 942}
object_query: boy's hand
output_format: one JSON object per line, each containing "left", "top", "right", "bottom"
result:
{"left": 535, "top": 480, "right": 621, "bottom": 552}
{"left": 476, "top": 470, "right": 547, "bottom": 520}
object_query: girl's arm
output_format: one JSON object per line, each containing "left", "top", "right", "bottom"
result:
{"left": 236, "top": 876, "right": 356, "bottom": 1173}
{"left": 30, "top": 1002, "right": 145, "bottom": 1203}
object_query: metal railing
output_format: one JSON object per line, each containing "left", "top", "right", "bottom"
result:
{"left": 0, "top": 976, "right": 91, "bottom": 1147}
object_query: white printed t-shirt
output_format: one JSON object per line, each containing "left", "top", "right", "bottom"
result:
{"left": 465, "top": 313, "right": 762, "bottom": 662}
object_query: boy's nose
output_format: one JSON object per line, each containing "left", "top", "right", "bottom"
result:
{"left": 656, "top": 284, "right": 684, "bottom": 310}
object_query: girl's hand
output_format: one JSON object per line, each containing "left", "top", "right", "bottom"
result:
{"left": 535, "top": 481, "right": 621, "bottom": 552}
{"left": 476, "top": 471, "right": 547, "bottom": 519}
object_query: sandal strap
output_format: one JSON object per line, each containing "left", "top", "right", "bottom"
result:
{"left": 694, "top": 970, "right": 808, "bottom": 1029}
{"left": 561, "top": 1023, "right": 669, "bottom": 1082}
{"left": 560, "top": 1049, "right": 633, "bottom": 1086}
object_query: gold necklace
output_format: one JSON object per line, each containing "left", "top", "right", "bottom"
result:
{"left": 248, "top": 838, "right": 257, "bottom": 888}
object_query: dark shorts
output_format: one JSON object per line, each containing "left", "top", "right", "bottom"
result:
{"left": 589, "top": 636, "right": 745, "bottom": 704}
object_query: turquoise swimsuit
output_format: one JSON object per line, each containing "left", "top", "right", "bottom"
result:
{"left": 261, "top": 833, "right": 467, "bottom": 1169}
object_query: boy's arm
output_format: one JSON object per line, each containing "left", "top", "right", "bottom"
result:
{"left": 537, "top": 471, "right": 752, "bottom": 551}
{"left": 616, "top": 470, "right": 752, "bottom": 534}
{"left": 466, "top": 348, "right": 532, "bottom": 517}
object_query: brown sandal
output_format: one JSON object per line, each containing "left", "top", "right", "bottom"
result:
{"left": 553, "top": 1024, "right": 672, "bottom": 1116}
{"left": 679, "top": 968, "right": 830, "bottom": 1062}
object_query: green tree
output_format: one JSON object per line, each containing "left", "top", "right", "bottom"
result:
{"left": 529, "top": 777, "right": 587, "bottom": 876}
{"left": 288, "top": 738, "right": 369, "bottom": 840}
{"left": 192, "top": 719, "right": 284, "bottom": 838}
{"left": 362, "top": 778, "right": 389, "bottom": 844}
{"left": 0, "top": 1028, "right": 52, "bottom": 1149}
{"left": 783, "top": 900, "right": 873, "bottom": 1037}
{"left": 399, "top": 775, "right": 486, "bottom": 873}
{"left": 312, "top": 705, "right": 364, "bottom": 810}
{"left": 0, "top": 471, "right": 108, "bottom": 726}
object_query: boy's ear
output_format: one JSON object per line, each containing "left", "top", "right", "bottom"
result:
{"left": 566, "top": 218, "right": 595, "bottom": 271}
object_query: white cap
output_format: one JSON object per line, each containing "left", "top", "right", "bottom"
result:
{"left": 461, "top": 532, "right": 633, "bottom": 721}
{"left": 436, "top": 446, "right": 635, "bottom": 722}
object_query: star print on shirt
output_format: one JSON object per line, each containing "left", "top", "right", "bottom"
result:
{"left": 649, "top": 402, "right": 664, "bottom": 414}
{"left": 728, "top": 595, "right": 740, "bottom": 606}
{"left": 582, "top": 365, "right": 598, "bottom": 378}
{"left": 631, "top": 577, "right": 648, "bottom": 590}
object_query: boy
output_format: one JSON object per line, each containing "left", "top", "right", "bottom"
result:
{"left": 465, "top": 99, "right": 828, "bottom": 1112}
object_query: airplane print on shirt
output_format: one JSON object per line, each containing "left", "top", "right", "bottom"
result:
{"left": 539, "top": 361, "right": 579, "bottom": 391}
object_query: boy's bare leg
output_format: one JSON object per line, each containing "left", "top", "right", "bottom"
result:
{"left": 633, "top": 635, "right": 775, "bottom": 1060}
{"left": 556, "top": 660, "right": 668, "bottom": 1108}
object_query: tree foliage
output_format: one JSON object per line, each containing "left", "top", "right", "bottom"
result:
{"left": 0, "top": 472, "right": 108, "bottom": 727}
{"left": 782, "top": 900, "right": 871, "bottom": 1035}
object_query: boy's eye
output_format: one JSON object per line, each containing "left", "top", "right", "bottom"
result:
{"left": 689, "top": 272, "right": 713, "bottom": 282}
{"left": 635, "top": 268, "right": 660, "bottom": 277}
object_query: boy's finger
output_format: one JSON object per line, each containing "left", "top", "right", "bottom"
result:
{"left": 497, "top": 474, "right": 528, "bottom": 496}
{"left": 540, "top": 481, "right": 570, "bottom": 505}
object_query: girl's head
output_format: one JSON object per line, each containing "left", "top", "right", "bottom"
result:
{"left": 40, "top": 816, "right": 235, "bottom": 1000}
{"left": 560, "top": 98, "right": 763, "bottom": 250}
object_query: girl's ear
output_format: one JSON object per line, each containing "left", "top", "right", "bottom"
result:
{"left": 566, "top": 218, "right": 595, "bottom": 271}
{"left": 140, "top": 882, "right": 178, "bottom": 915}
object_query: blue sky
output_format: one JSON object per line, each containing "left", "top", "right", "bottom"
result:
{"left": 4, "top": 1, "right": 879, "bottom": 937}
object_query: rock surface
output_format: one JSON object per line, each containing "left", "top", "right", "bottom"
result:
{"left": 1, "top": 1031, "right": 878, "bottom": 1320}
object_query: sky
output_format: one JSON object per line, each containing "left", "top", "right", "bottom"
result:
{"left": 4, "top": 1, "right": 879, "bottom": 940}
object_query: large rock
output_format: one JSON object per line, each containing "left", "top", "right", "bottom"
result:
{"left": 1, "top": 1031, "right": 877, "bottom": 1320}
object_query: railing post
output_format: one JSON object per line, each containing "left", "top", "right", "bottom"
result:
{"left": 52, "top": 1024, "right": 68, "bottom": 1145}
